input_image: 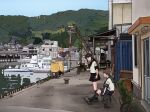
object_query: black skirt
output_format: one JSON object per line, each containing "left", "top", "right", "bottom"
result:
{"left": 89, "top": 73, "right": 100, "bottom": 82}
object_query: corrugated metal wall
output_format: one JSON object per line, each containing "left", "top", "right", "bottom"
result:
{"left": 114, "top": 40, "right": 132, "bottom": 81}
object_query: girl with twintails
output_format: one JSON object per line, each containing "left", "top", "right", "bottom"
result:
{"left": 85, "top": 53, "right": 101, "bottom": 101}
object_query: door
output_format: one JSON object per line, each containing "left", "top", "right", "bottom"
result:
{"left": 144, "top": 38, "right": 150, "bottom": 104}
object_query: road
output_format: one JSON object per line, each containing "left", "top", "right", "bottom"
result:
{"left": 0, "top": 69, "right": 120, "bottom": 112}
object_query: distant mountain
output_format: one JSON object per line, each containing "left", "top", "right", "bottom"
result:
{"left": 0, "top": 9, "right": 108, "bottom": 46}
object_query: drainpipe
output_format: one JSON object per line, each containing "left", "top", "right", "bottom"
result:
{"left": 93, "top": 37, "right": 95, "bottom": 57}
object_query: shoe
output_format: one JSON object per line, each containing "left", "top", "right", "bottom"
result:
{"left": 87, "top": 97, "right": 93, "bottom": 102}
{"left": 104, "top": 104, "right": 110, "bottom": 108}
{"left": 93, "top": 96, "right": 99, "bottom": 102}
{"left": 88, "top": 95, "right": 99, "bottom": 102}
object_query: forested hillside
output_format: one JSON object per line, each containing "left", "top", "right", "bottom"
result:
{"left": 0, "top": 9, "right": 108, "bottom": 47}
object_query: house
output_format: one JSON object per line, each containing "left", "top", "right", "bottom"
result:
{"left": 39, "top": 40, "right": 59, "bottom": 59}
{"left": 22, "top": 44, "right": 38, "bottom": 57}
{"left": 62, "top": 47, "right": 79, "bottom": 69}
{"left": 128, "top": 0, "right": 150, "bottom": 110}
{"left": 86, "top": 0, "right": 132, "bottom": 72}
{"left": 108, "top": 0, "right": 133, "bottom": 81}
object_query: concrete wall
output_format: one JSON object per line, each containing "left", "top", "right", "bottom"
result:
{"left": 132, "top": 0, "right": 150, "bottom": 23}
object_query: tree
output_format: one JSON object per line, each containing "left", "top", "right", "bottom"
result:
{"left": 16, "top": 74, "right": 21, "bottom": 88}
{"left": 0, "top": 69, "right": 8, "bottom": 93}
{"left": 0, "top": 70, "right": 5, "bottom": 89}
{"left": 42, "top": 33, "right": 51, "bottom": 40}
{"left": 22, "top": 78, "right": 31, "bottom": 86}
{"left": 74, "top": 38, "right": 81, "bottom": 48}
{"left": 49, "top": 31, "right": 69, "bottom": 48}
{"left": 33, "top": 37, "right": 43, "bottom": 45}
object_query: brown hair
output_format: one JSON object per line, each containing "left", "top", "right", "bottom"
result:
{"left": 103, "top": 68, "right": 111, "bottom": 75}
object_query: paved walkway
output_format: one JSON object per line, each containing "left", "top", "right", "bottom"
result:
{"left": 0, "top": 69, "right": 120, "bottom": 112}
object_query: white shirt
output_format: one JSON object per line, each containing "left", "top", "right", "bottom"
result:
{"left": 90, "top": 61, "right": 97, "bottom": 73}
{"left": 105, "top": 78, "right": 115, "bottom": 91}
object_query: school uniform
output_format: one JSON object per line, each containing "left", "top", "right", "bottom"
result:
{"left": 89, "top": 61, "right": 100, "bottom": 82}
{"left": 101, "top": 77, "right": 114, "bottom": 96}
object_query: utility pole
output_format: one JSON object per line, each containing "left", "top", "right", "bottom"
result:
{"left": 67, "top": 25, "right": 74, "bottom": 70}
{"left": 69, "top": 30, "right": 72, "bottom": 70}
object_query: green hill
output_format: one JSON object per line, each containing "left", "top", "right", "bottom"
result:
{"left": 29, "top": 9, "right": 108, "bottom": 35}
{"left": 0, "top": 9, "right": 108, "bottom": 46}
{"left": 0, "top": 16, "right": 31, "bottom": 42}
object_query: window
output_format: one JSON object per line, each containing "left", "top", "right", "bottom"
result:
{"left": 134, "top": 36, "right": 137, "bottom": 67}
{"left": 144, "top": 38, "right": 150, "bottom": 77}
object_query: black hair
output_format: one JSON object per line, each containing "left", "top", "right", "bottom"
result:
{"left": 85, "top": 53, "right": 92, "bottom": 59}
{"left": 88, "top": 58, "right": 99, "bottom": 70}
{"left": 85, "top": 53, "right": 99, "bottom": 70}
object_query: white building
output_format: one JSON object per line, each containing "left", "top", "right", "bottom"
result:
{"left": 22, "top": 44, "right": 38, "bottom": 57}
{"left": 109, "top": 0, "right": 132, "bottom": 32}
{"left": 39, "top": 40, "right": 59, "bottom": 59}
{"left": 63, "top": 47, "right": 79, "bottom": 68}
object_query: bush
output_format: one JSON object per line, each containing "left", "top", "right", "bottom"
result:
{"left": 117, "top": 80, "right": 133, "bottom": 104}
{"left": 117, "top": 80, "right": 134, "bottom": 112}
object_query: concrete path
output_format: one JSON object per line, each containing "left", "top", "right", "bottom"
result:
{"left": 0, "top": 69, "right": 120, "bottom": 112}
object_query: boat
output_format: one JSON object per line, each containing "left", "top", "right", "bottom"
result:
{"left": 3, "top": 55, "right": 52, "bottom": 85}
{"left": 20, "top": 55, "right": 52, "bottom": 72}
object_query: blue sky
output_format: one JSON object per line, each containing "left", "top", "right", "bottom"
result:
{"left": 0, "top": 0, "right": 108, "bottom": 17}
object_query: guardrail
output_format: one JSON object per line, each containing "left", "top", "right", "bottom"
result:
{"left": 0, "top": 67, "right": 78, "bottom": 99}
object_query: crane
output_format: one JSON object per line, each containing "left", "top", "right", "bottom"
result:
{"left": 67, "top": 24, "right": 95, "bottom": 73}
{"left": 70, "top": 24, "right": 93, "bottom": 55}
